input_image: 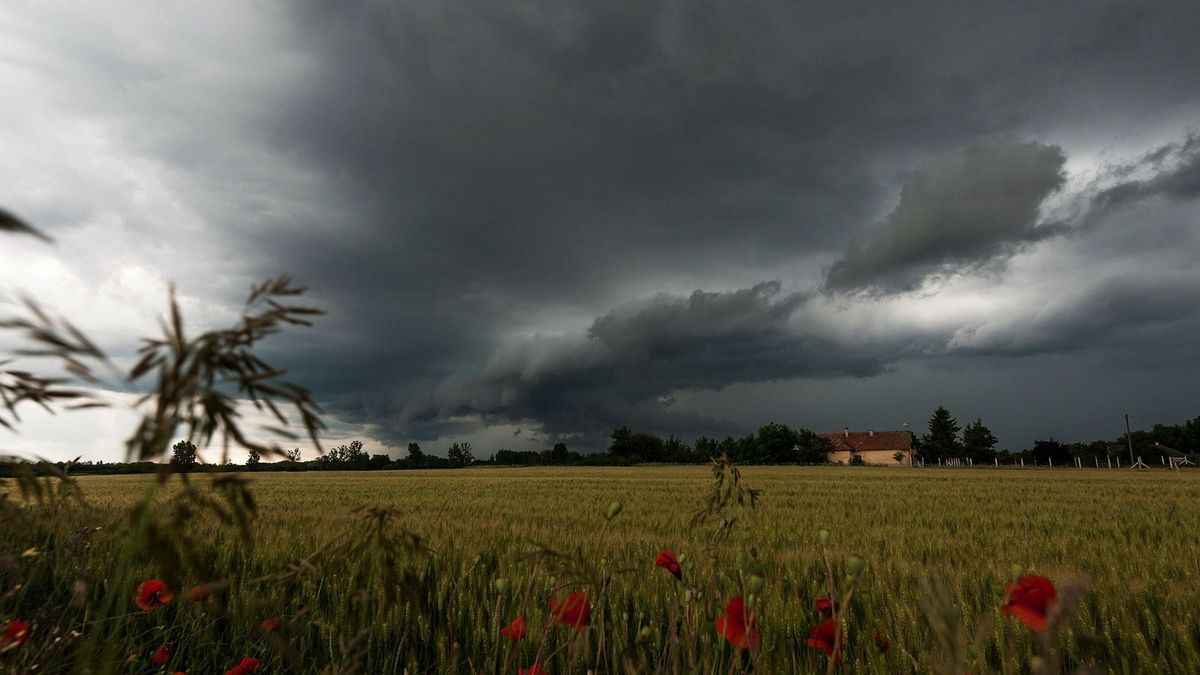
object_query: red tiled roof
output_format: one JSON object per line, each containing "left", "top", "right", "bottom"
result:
{"left": 818, "top": 430, "right": 914, "bottom": 452}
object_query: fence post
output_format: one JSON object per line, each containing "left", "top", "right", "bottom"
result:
{"left": 1049, "top": 457, "right": 1053, "bottom": 467}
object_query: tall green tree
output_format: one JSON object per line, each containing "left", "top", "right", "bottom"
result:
{"left": 447, "top": 441, "right": 474, "bottom": 468}
{"left": 549, "top": 442, "right": 570, "bottom": 465}
{"left": 755, "top": 422, "right": 801, "bottom": 464}
{"left": 170, "top": 440, "right": 198, "bottom": 471}
{"left": 608, "top": 426, "right": 665, "bottom": 462}
{"left": 962, "top": 418, "right": 998, "bottom": 461}
{"left": 406, "top": 442, "right": 425, "bottom": 467}
{"left": 921, "top": 405, "right": 961, "bottom": 462}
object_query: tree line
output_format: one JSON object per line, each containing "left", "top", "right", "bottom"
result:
{"left": 917, "top": 405, "right": 1200, "bottom": 465}
{"left": 5, "top": 410, "right": 1197, "bottom": 477}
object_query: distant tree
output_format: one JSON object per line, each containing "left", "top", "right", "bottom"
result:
{"left": 921, "top": 405, "right": 962, "bottom": 462}
{"left": 406, "top": 442, "right": 425, "bottom": 467}
{"left": 246, "top": 447, "right": 261, "bottom": 466}
{"left": 756, "top": 422, "right": 801, "bottom": 464}
{"left": 693, "top": 436, "right": 719, "bottom": 461}
{"left": 344, "top": 440, "right": 368, "bottom": 468}
{"left": 549, "top": 442, "right": 570, "bottom": 465}
{"left": 317, "top": 440, "right": 368, "bottom": 468}
{"left": 171, "top": 440, "right": 198, "bottom": 471}
{"left": 609, "top": 427, "right": 638, "bottom": 458}
{"left": 962, "top": 418, "right": 998, "bottom": 461}
{"left": 893, "top": 451, "right": 907, "bottom": 464}
{"left": 368, "top": 453, "right": 391, "bottom": 470}
{"left": 793, "top": 428, "right": 831, "bottom": 464}
{"left": 717, "top": 434, "right": 758, "bottom": 464}
{"left": 1031, "top": 438, "right": 1071, "bottom": 465}
{"left": 608, "top": 427, "right": 664, "bottom": 462}
{"left": 285, "top": 448, "right": 302, "bottom": 462}
{"left": 447, "top": 442, "right": 474, "bottom": 468}
{"left": 662, "top": 435, "right": 693, "bottom": 463}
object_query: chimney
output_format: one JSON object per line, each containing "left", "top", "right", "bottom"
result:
{"left": 843, "top": 427, "right": 849, "bottom": 438}
{"left": 869, "top": 429, "right": 875, "bottom": 437}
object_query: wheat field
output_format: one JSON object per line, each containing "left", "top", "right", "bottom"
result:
{"left": 3, "top": 465, "right": 1199, "bottom": 673}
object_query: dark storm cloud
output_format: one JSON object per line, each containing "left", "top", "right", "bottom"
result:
{"left": 249, "top": 1, "right": 1200, "bottom": 448}
{"left": 5, "top": 1, "right": 1200, "bottom": 457}
{"left": 246, "top": 1, "right": 1200, "bottom": 437}
{"left": 407, "top": 282, "right": 899, "bottom": 440}
{"left": 825, "top": 138, "right": 1068, "bottom": 294}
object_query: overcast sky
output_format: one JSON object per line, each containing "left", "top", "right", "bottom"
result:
{"left": 2, "top": 1, "right": 1199, "bottom": 461}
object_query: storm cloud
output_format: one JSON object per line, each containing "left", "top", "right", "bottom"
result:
{"left": 825, "top": 138, "right": 1068, "bottom": 294}
{"left": 2, "top": 1, "right": 1200, "bottom": 458}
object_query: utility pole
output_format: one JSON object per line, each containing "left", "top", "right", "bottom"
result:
{"left": 1124, "top": 414, "right": 1135, "bottom": 466}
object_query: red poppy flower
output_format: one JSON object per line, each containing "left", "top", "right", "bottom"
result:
{"left": 872, "top": 632, "right": 890, "bottom": 653}
{"left": 814, "top": 596, "right": 839, "bottom": 617}
{"left": 654, "top": 549, "right": 682, "bottom": 580}
{"left": 225, "top": 657, "right": 260, "bottom": 675}
{"left": 1, "top": 620, "right": 31, "bottom": 650}
{"left": 186, "top": 585, "right": 213, "bottom": 602}
{"left": 500, "top": 615, "right": 527, "bottom": 641}
{"left": 518, "top": 664, "right": 547, "bottom": 675}
{"left": 135, "top": 579, "right": 174, "bottom": 611}
{"left": 714, "top": 596, "right": 759, "bottom": 649}
{"left": 805, "top": 619, "right": 842, "bottom": 662}
{"left": 1002, "top": 574, "right": 1058, "bottom": 632}
{"left": 550, "top": 591, "right": 591, "bottom": 632}
{"left": 258, "top": 618, "right": 281, "bottom": 632}
{"left": 152, "top": 643, "right": 171, "bottom": 664}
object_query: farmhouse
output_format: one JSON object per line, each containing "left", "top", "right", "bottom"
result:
{"left": 819, "top": 428, "right": 916, "bottom": 466}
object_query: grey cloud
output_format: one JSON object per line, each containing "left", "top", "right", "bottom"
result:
{"left": 825, "top": 138, "right": 1068, "bottom": 294}
{"left": 952, "top": 274, "right": 1200, "bottom": 358}
{"left": 1090, "top": 132, "right": 1200, "bottom": 213}
{"left": 383, "top": 282, "right": 901, "bottom": 445}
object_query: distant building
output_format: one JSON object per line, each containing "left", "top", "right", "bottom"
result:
{"left": 818, "top": 428, "right": 916, "bottom": 466}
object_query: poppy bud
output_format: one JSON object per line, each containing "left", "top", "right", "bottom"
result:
{"left": 748, "top": 575, "right": 765, "bottom": 594}
{"left": 1011, "top": 564, "right": 1025, "bottom": 579}
{"left": 846, "top": 555, "right": 866, "bottom": 576}
{"left": 607, "top": 501, "right": 623, "bottom": 519}
{"left": 991, "top": 583, "right": 1006, "bottom": 596}
{"left": 818, "top": 529, "right": 830, "bottom": 545}
{"left": 493, "top": 578, "right": 510, "bottom": 594}
{"left": 473, "top": 554, "right": 482, "bottom": 565}
{"left": 639, "top": 626, "right": 654, "bottom": 641}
